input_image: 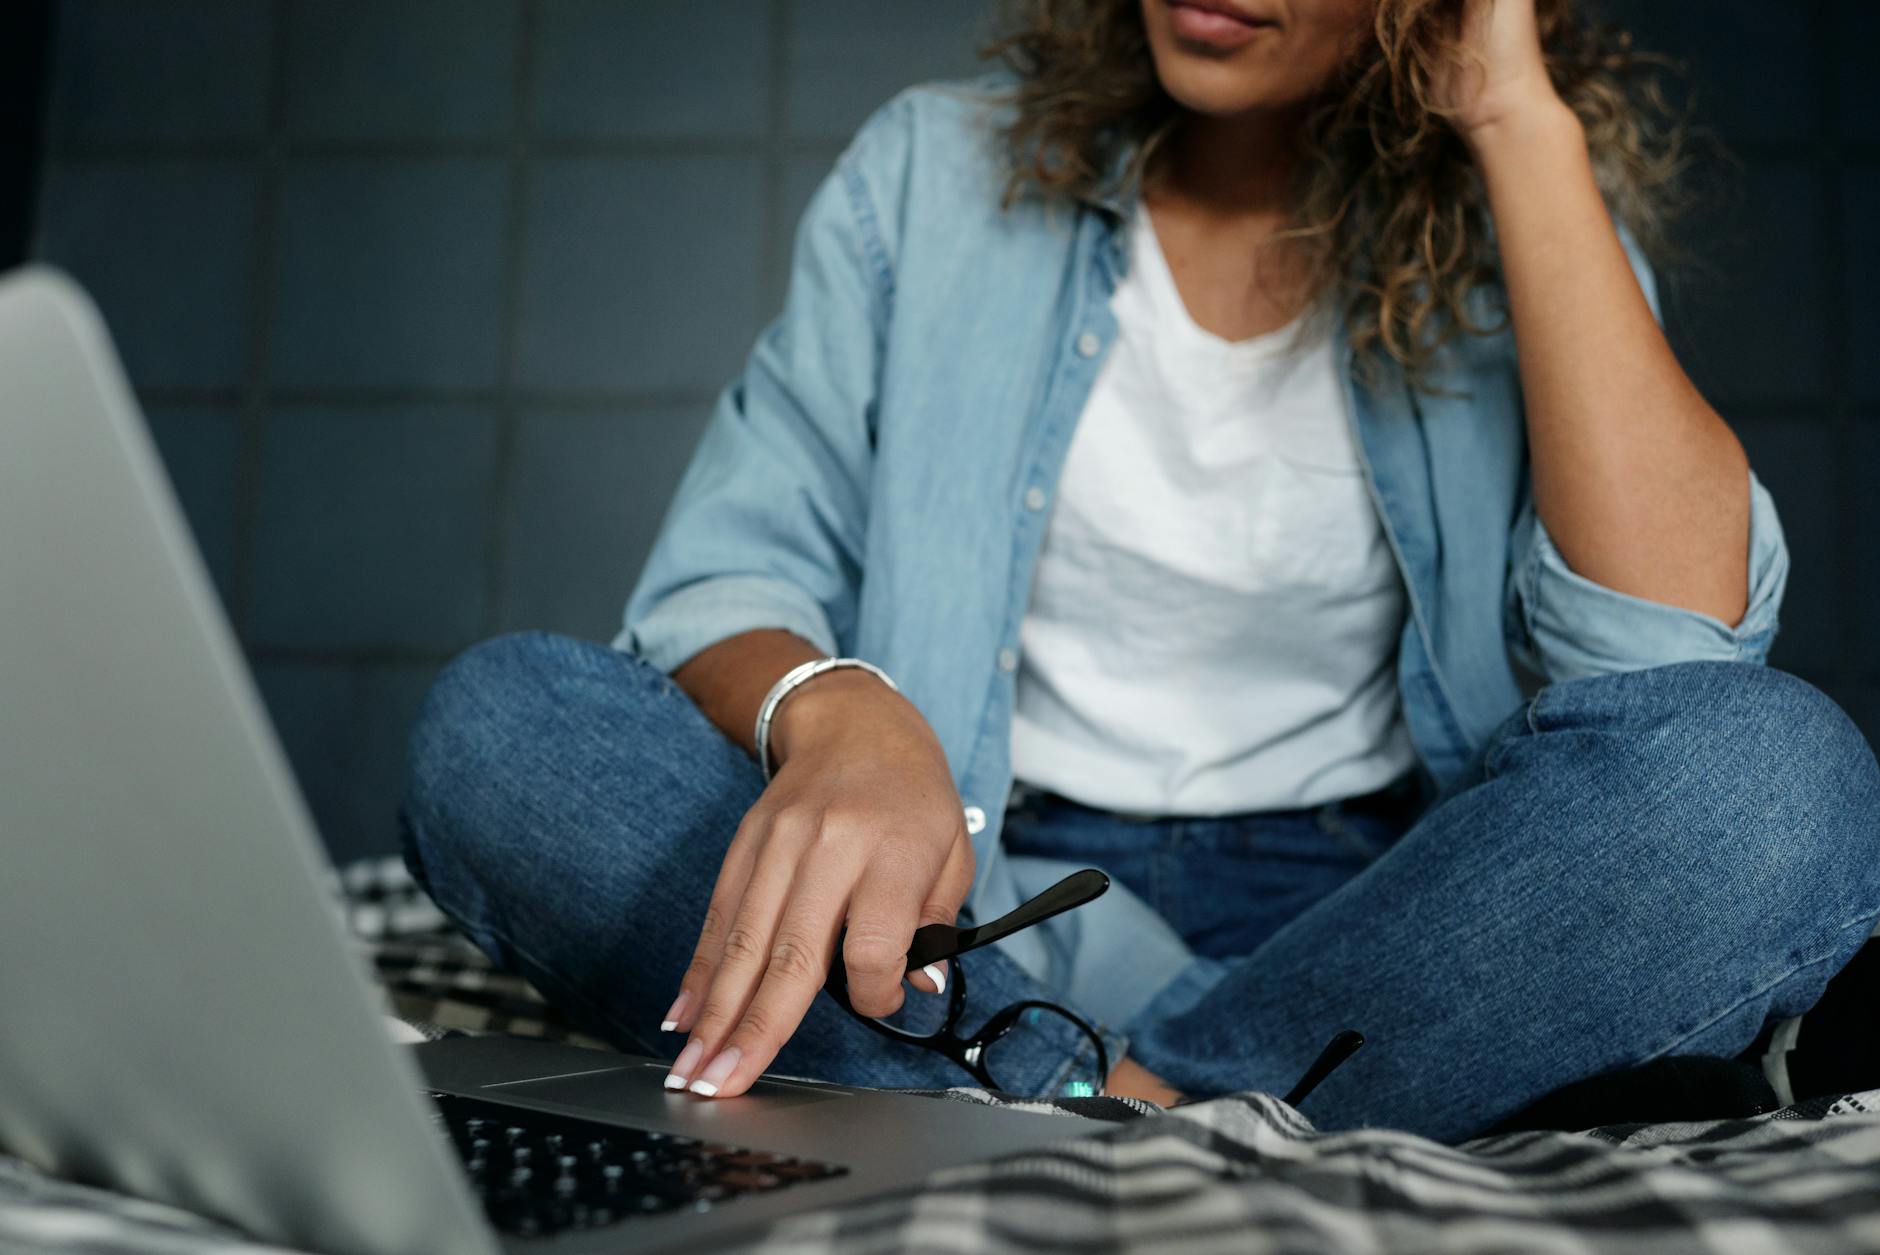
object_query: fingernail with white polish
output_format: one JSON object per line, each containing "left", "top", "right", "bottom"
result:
{"left": 689, "top": 1047, "right": 741, "bottom": 1097}
{"left": 922, "top": 963, "right": 947, "bottom": 994}
{"left": 659, "top": 990, "right": 692, "bottom": 1033}
{"left": 664, "top": 1039, "right": 704, "bottom": 1091}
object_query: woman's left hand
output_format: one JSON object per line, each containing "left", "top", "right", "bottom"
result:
{"left": 1435, "top": 0, "right": 1566, "bottom": 142}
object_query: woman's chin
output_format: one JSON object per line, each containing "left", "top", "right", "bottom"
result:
{"left": 1152, "top": 59, "right": 1311, "bottom": 119}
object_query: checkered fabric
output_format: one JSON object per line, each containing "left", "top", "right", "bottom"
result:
{"left": 321, "top": 854, "right": 612, "bottom": 1048}
{"left": 3, "top": 857, "right": 1876, "bottom": 1254}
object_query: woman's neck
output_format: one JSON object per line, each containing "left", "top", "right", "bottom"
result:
{"left": 1150, "top": 106, "right": 1306, "bottom": 220}
{"left": 1138, "top": 106, "right": 1321, "bottom": 342}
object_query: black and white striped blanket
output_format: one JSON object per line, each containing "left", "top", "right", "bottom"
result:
{"left": 4, "top": 857, "right": 1878, "bottom": 1254}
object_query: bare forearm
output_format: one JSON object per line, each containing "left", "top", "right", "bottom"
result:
{"left": 1471, "top": 103, "right": 1750, "bottom": 625}
{"left": 670, "top": 628, "right": 906, "bottom": 768}
{"left": 669, "top": 629, "right": 823, "bottom": 760}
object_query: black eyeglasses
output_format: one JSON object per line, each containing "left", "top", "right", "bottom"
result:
{"left": 823, "top": 868, "right": 1367, "bottom": 1106}
{"left": 824, "top": 869, "right": 1115, "bottom": 1097}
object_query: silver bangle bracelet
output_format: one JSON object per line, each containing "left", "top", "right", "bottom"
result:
{"left": 753, "top": 657, "right": 900, "bottom": 783}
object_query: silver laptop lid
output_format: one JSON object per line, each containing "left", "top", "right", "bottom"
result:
{"left": 0, "top": 267, "right": 496, "bottom": 1255}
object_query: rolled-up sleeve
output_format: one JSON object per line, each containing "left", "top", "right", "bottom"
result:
{"left": 1506, "top": 467, "right": 1790, "bottom": 682}
{"left": 1503, "top": 220, "right": 1791, "bottom": 682}
{"left": 616, "top": 98, "right": 907, "bottom": 673}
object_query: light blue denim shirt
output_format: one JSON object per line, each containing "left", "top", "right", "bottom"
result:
{"left": 620, "top": 71, "right": 1790, "bottom": 1031}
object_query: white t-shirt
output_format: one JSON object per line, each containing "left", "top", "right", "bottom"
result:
{"left": 1008, "top": 199, "right": 1417, "bottom": 815}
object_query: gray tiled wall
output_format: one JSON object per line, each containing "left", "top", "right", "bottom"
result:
{"left": 34, "top": 0, "right": 994, "bottom": 864}
{"left": 31, "top": 0, "right": 1877, "bottom": 863}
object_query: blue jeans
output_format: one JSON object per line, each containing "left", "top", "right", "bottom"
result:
{"left": 401, "top": 632, "right": 1880, "bottom": 1142}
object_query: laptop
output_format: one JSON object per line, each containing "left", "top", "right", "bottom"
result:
{"left": 0, "top": 266, "right": 1107, "bottom": 1254}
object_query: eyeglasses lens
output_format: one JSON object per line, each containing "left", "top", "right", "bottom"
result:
{"left": 980, "top": 1004, "right": 1107, "bottom": 1098}
{"left": 862, "top": 960, "right": 957, "bottom": 1037}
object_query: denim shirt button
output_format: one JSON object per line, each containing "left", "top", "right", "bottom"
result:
{"left": 1024, "top": 485, "right": 1047, "bottom": 511}
{"left": 1075, "top": 330, "right": 1101, "bottom": 358}
{"left": 962, "top": 805, "right": 987, "bottom": 835}
{"left": 997, "top": 647, "right": 1018, "bottom": 673}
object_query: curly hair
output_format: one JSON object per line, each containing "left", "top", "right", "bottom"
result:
{"left": 977, "top": 0, "right": 1689, "bottom": 388}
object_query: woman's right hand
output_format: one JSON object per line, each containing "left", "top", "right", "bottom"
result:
{"left": 660, "top": 668, "right": 975, "bottom": 1099}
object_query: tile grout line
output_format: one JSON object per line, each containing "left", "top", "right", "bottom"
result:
{"left": 139, "top": 384, "right": 725, "bottom": 410}
{"left": 759, "top": 0, "right": 793, "bottom": 320}
{"left": 47, "top": 137, "right": 852, "bottom": 163}
{"left": 137, "top": 382, "right": 1852, "bottom": 418}
{"left": 229, "top": 0, "right": 291, "bottom": 646}
{"left": 250, "top": 645, "right": 461, "bottom": 668}
{"left": 480, "top": 0, "right": 540, "bottom": 641}
{"left": 1814, "top": 0, "right": 1858, "bottom": 702}
{"left": 11, "top": 5, "right": 53, "bottom": 266}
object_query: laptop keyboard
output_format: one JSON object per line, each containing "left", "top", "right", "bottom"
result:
{"left": 426, "top": 1091, "right": 848, "bottom": 1239}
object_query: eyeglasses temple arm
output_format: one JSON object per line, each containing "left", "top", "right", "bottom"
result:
{"left": 1280, "top": 1029, "right": 1366, "bottom": 1108}
{"left": 906, "top": 868, "right": 1110, "bottom": 968}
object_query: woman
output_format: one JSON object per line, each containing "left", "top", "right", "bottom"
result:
{"left": 402, "top": 0, "right": 1880, "bottom": 1142}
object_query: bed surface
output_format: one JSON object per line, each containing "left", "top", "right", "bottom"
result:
{"left": 5, "top": 858, "right": 1877, "bottom": 1254}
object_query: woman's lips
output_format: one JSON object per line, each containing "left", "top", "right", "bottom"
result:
{"left": 1169, "top": 1, "right": 1272, "bottom": 49}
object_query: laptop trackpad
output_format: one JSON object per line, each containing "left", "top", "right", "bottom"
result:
{"left": 495, "top": 1063, "right": 844, "bottom": 1114}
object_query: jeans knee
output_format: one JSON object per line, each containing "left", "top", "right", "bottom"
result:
{"left": 1746, "top": 669, "right": 1880, "bottom": 876}
{"left": 418, "top": 631, "right": 573, "bottom": 732}
{"left": 1642, "top": 663, "right": 1880, "bottom": 908}
{"left": 409, "top": 633, "right": 558, "bottom": 809}
{"left": 404, "top": 632, "right": 643, "bottom": 878}
{"left": 407, "top": 631, "right": 672, "bottom": 799}
{"left": 1683, "top": 665, "right": 1876, "bottom": 809}
{"left": 402, "top": 630, "right": 707, "bottom": 869}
